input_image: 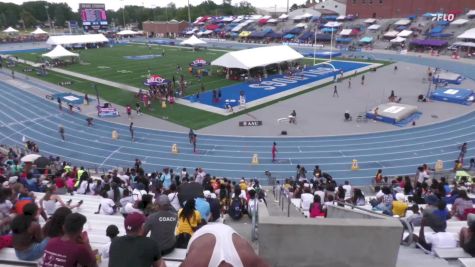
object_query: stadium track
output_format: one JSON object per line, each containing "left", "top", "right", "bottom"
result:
{"left": 0, "top": 47, "right": 474, "bottom": 185}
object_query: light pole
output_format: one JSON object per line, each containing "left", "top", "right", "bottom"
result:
{"left": 187, "top": 0, "right": 191, "bottom": 24}
{"left": 121, "top": 0, "right": 126, "bottom": 29}
{"left": 45, "top": 5, "right": 51, "bottom": 33}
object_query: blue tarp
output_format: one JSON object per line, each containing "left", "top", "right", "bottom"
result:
{"left": 322, "top": 15, "right": 338, "bottom": 21}
{"left": 430, "top": 33, "right": 453, "bottom": 38}
{"left": 430, "top": 26, "right": 444, "bottom": 34}
{"left": 359, "top": 37, "right": 373, "bottom": 43}
{"left": 287, "top": 27, "right": 303, "bottom": 34}
{"left": 430, "top": 88, "right": 474, "bottom": 106}
{"left": 437, "top": 21, "right": 449, "bottom": 26}
{"left": 322, "top": 27, "right": 337, "bottom": 33}
{"left": 299, "top": 31, "right": 314, "bottom": 40}
{"left": 283, "top": 34, "right": 295, "bottom": 39}
{"left": 250, "top": 29, "right": 273, "bottom": 38}
{"left": 336, "top": 37, "right": 353, "bottom": 43}
{"left": 316, "top": 34, "right": 332, "bottom": 41}
{"left": 408, "top": 15, "right": 417, "bottom": 20}
{"left": 267, "top": 32, "right": 283, "bottom": 38}
{"left": 396, "top": 25, "right": 407, "bottom": 31}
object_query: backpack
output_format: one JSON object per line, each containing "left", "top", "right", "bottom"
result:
{"left": 228, "top": 197, "right": 243, "bottom": 220}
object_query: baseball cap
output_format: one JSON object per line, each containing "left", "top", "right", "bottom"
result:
{"left": 395, "top": 193, "right": 405, "bottom": 202}
{"left": 124, "top": 212, "right": 145, "bottom": 232}
{"left": 203, "top": 190, "right": 212, "bottom": 198}
{"left": 157, "top": 195, "right": 171, "bottom": 206}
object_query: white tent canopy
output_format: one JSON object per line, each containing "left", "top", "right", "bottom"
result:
{"left": 339, "top": 29, "right": 353, "bottom": 36}
{"left": 293, "top": 13, "right": 313, "bottom": 20}
{"left": 467, "top": 10, "right": 475, "bottom": 16}
{"left": 324, "top": 21, "right": 342, "bottom": 28}
{"left": 451, "top": 19, "right": 469, "bottom": 26}
{"left": 180, "top": 35, "right": 207, "bottom": 46}
{"left": 295, "top": 23, "right": 307, "bottom": 28}
{"left": 3, "top": 27, "right": 18, "bottom": 33}
{"left": 390, "top": 36, "right": 406, "bottom": 43}
{"left": 42, "top": 45, "right": 79, "bottom": 59}
{"left": 117, "top": 30, "right": 139, "bottom": 35}
{"left": 397, "top": 30, "right": 413, "bottom": 37}
{"left": 384, "top": 30, "right": 399, "bottom": 38}
{"left": 394, "top": 19, "right": 411, "bottom": 26}
{"left": 336, "top": 15, "right": 346, "bottom": 20}
{"left": 458, "top": 28, "right": 475, "bottom": 40}
{"left": 211, "top": 45, "right": 303, "bottom": 70}
{"left": 31, "top": 27, "right": 47, "bottom": 35}
{"left": 267, "top": 18, "right": 278, "bottom": 23}
{"left": 279, "top": 14, "right": 289, "bottom": 19}
{"left": 453, "top": 41, "right": 475, "bottom": 48}
{"left": 367, "top": 24, "right": 381, "bottom": 30}
{"left": 46, "top": 34, "right": 109, "bottom": 46}
{"left": 364, "top": 18, "right": 376, "bottom": 24}
{"left": 197, "top": 30, "right": 213, "bottom": 36}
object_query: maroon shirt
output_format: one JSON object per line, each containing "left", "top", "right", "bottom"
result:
{"left": 40, "top": 237, "right": 95, "bottom": 267}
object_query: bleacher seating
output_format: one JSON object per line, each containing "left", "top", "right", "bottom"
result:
{"left": 0, "top": 192, "right": 187, "bottom": 266}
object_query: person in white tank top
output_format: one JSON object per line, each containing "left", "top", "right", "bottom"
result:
{"left": 182, "top": 223, "right": 270, "bottom": 267}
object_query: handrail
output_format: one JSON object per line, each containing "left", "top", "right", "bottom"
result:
{"left": 333, "top": 200, "right": 413, "bottom": 246}
{"left": 251, "top": 196, "right": 259, "bottom": 241}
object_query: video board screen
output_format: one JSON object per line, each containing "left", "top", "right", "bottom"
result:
{"left": 79, "top": 3, "right": 108, "bottom": 30}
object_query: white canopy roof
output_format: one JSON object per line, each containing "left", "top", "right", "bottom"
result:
{"left": 453, "top": 41, "right": 475, "bottom": 48}
{"left": 364, "top": 18, "right": 376, "bottom": 24}
{"left": 42, "top": 45, "right": 79, "bottom": 59}
{"left": 211, "top": 45, "right": 303, "bottom": 70}
{"left": 451, "top": 19, "right": 468, "bottom": 26}
{"left": 397, "top": 30, "right": 413, "bottom": 37}
{"left": 339, "top": 29, "right": 353, "bottom": 36}
{"left": 293, "top": 13, "right": 313, "bottom": 20}
{"left": 458, "top": 28, "right": 475, "bottom": 40}
{"left": 31, "top": 27, "right": 47, "bottom": 35}
{"left": 367, "top": 24, "right": 381, "bottom": 30}
{"left": 337, "top": 15, "right": 346, "bottom": 20}
{"left": 384, "top": 30, "right": 399, "bottom": 37}
{"left": 467, "top": 10, "right": 475, "bottom": 16}
{"left": 197, "top": 30, "right": 213, "bottom": 36}
{"left": 3, "top": 27, "right": 18, "bottom": 33}
{"left": 117, "top": 30, "right": 139, "bottom": 35}
{"left": 267, "top": 18, "right": 278, "bottom": 23}
{"left": 324, "top": 21, "right": 342, "bottom": 28}
{"left": 46, "top": 34, "right": 109, "bottom": 46}
{"left": 295, "top": 23, "right": 307, "bottom": 28}
{"left": 390, "top": 36, "right": 406, "bottom": 43}
{"left": 180, "top": 35, "right": 207, "bottom": 46}
{"left": 279, "top": 14, "right": 289, "bottom": 19}
{"left": 394, "top": 19, "right": 411, "bottom": 26}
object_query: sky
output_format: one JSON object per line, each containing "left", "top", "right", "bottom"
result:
{"left": 3, "top": 0, "right": 308, "bottom": 11}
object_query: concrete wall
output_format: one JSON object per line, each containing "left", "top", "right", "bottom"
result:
{"left": 258, "top": 205, "right": 402, "bottom": 267}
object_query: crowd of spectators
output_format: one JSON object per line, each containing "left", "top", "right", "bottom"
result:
{"left": 0, "top": 144, "right": 268, "bottom": 266}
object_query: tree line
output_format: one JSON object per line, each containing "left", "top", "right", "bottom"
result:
{"left": 0, "top": 0, "right": 256, "bottom": 30}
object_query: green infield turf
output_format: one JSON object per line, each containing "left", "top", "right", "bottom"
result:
{"left": 13, "top": 44, "right": 390, "bottom": 129}
{"left": 18, "top": 44, "right": 239, "bottom": 96}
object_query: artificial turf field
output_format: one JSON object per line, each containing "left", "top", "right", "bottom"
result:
{"left": 14, "top": 43, "right": 388, "bottom": 129}
{"left": 19, "top": 44, "right": 238, "bottom": 96}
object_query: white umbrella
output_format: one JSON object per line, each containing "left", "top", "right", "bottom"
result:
{"left": 21, "top": 154, "right": 42, "bottom": 162}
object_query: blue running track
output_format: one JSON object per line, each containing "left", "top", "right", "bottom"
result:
{"left": 0, "top": 51, "right": 474, "bottom": 185}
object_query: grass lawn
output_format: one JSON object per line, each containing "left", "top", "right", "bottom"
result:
{"left": 13, "top": 44, "right": 391, "bottom": 129}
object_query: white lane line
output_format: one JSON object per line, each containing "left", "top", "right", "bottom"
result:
{"left": 99, "top": 147, "right": 122, "bottom": 169}
{"left": 3, "top": 80, "right": 475, "bottom": 147}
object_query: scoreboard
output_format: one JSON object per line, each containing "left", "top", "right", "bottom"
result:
{"left": 80, "top": 3, "right": 108, "bottom": 30}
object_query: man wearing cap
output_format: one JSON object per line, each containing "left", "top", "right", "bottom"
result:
{"left": 204, "top": 190, "right": 221, "bottom": 222}
{"left": 40, "top": 213, "right": 97, "bottom": 267}
{"left": 143, "top": 195, "right": 178, "bottom": 256}
{"left": 109, "top": 213, "right": 165, "bottom": 267}
{"left": 195, "top": 193, "right": 211, "bottom": 222}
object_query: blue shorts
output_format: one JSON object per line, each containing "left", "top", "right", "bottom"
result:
{"left": 15, "top": 238, "right": 49, "bottom": 261}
